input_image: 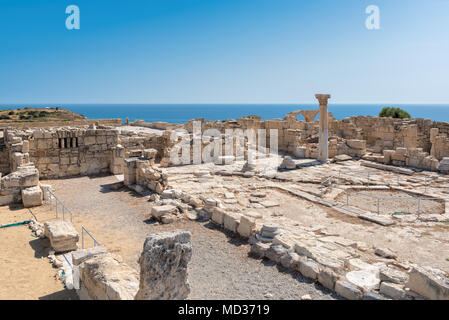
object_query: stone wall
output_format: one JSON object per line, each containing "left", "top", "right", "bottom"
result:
{"left": 3, "top": 126, "right": 120, "bottom": 178}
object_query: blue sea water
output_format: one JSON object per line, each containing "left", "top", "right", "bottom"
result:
{"left": 0, "top": 104, "right": 448, "bottom": 124}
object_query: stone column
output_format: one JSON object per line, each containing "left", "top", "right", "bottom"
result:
{"left": 315, "top": 94, "right": 331, "bottom": 163}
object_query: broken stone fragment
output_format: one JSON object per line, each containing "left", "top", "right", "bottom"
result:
{"left": 135, "top": 231, "right": 192, "bottom": 300}
{"left": 151, "top": 205, "right": 177, "bottom": 218}
{"left": 375, "top": 247, "right": 397, "bottom": 259}
{"left": 250, "top": 241, "right": 270, "bottom": 258}
{"left": 280, "top": 252, "right": 301, "bottom": 270}
{"left": 265, "top": 244, "right": 288, "bottom": 263}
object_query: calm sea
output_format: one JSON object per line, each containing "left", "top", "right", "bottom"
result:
{"left": 1, "top": 104, "right": 448, "bottom": 124}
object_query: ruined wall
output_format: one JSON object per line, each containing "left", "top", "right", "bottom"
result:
{"left": 3, "top": 126, "right": 120, "bottom": 178}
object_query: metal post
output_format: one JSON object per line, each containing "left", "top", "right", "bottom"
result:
{"left": 346, "top": 191, "right": 349, "bottom": 206}
{"left": 377, "top": 198, "right": 380, "bottom": 215}
{"left": 49, "top": 193, "right": 52, "bottom": 210}
{"left": 82, "top": 227, "right": 84, "bottom": 249}
{"left": 62, "top": 205, "right": 65, "bottom": 221}
{"left": 55, "top": 200, "right": 58, "bottom": 218}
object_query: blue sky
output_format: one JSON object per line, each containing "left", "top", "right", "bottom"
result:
{"left": 0, "top": 0, "right": 448, "bottom": 104}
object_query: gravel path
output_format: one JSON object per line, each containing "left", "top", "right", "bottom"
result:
{"left": 36, "top": 174, "right": 337, "bottom": 300}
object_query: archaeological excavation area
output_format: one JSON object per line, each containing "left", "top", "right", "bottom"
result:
{"left": 1, "top": 99, "right": 449, "bottom": 300}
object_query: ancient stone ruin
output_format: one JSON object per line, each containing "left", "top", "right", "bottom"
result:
{"left": 2, "top": 94, "right": 449, "bottom": 301}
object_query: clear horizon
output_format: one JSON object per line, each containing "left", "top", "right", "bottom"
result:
{"left": 1, "top": 1, "right": 448, "bottom": 104}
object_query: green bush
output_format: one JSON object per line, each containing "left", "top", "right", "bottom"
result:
{"left": 0, "top": 115, "right": 11, "bottom": 120}
{"left": 8, "top": 111, "right": 14, "bottom": 115}
{"left": 379, "top": 107, "right": 411, "bottom": 119}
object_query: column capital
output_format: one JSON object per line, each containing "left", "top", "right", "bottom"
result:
{"left": 315, "top": 94, "right": 331, "bottom": 106}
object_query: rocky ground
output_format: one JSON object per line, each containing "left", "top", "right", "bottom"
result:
{"left": 32, "top": 175, "right": 336, "bottom": 300}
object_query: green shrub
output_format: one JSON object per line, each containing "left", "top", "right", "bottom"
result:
{"left": 8, "top": 111, "right": 14, "bottom": 115}
{"left": 379, "top": 107, "right": 411, "bottom": 119}
{"left": 0, "top": 115, "right": 11, "bottom": 120}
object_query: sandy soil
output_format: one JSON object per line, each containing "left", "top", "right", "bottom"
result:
{"left": 0, "top": 206, "right": 78, "bottom": 300}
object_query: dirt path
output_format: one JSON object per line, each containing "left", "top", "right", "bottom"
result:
{"left": 0, "top": 206, "right": 78, "bottom": 300}
{"left": 35, "top": 175, "right": 337, "bottom": 300}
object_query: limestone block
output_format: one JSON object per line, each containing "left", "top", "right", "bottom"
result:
{"left": 79, "top": 253, "right": 139, "bottom": 300}
{"left": 318, "top": 268, "right": 339, "bottom": 291}
{"left": 211, "top": 207, "right": 225, "bottom": 225}
{"left": 151, "top": 205, "right": 177, "bottom": 218}
{"left": 407, "top": 266, "right": 449, "bottom": 300}
{"left": 237, "top": 215, "right": 256, "bottom": 238}
{"left": 335, "top": 280, "right": 363, "bottom": 300}
{"left": 135, "top": 231, "right": 192, "bottom": 300}
{"left": 223, "top": 212, "right": 240, "bottom": 233}
{"left": 44, "top": 220, "right": 79, "bottom": 253}
{"left": 1, "top": 167, "right": 39, "bottom": 188}
{"left": 379, "top": 282, "right": 407, "bottom": 300}
{"left": 21, "top": 186, "right": 43, "bottom": 207}
{"left": 346, "top": 139, "right": 364, "bottom": 150}
{"left": 299, "top": 259, "right": 321, "bottom": 280}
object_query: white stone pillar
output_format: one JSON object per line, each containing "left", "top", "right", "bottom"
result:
{"left": 315, "top": 94, "right": 331, "bottom": 163}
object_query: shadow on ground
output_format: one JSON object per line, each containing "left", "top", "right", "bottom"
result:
{"left": 39, "top": 289, "right": 79, "bottom": 300}
{"left": 29, "top": 238, "right": 51, "bottom": 258}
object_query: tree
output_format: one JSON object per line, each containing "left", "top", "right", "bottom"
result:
{"left": 379, "top": 107, "right": 411, "bottom": 119}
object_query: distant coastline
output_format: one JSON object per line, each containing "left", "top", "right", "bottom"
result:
{"left": 0, "top": 104, "right": 448, "bottom": 123}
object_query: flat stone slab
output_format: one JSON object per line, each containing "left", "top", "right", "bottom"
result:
{"left": 361, "top": 161, "right": 414, "bottom": 175}
{"left": 357, "top": 213, "right": 396, "bottom": 226}
{"left": 71, "top": 246, "right": 108, "bottom": 266}
{"left": 345, "top": 269, "right": 380, "bottom": 291}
